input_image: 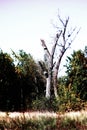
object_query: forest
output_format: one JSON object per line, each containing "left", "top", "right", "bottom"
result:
{"left": 0, "top": 47, "right": 87, "bottom": 112}
{"left": 0, "top": 15, "right": 87, "bottom": 129}
{"left": 0, "top": 14, "right": 87, "bottom": 114}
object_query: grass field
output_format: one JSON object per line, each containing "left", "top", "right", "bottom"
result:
{"left": 0, "top": 110, "right": 87, "bottom": 130}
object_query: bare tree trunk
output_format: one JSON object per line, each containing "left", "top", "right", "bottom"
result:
{"left": 46, "top": 74, "right": 51, "bottom": 98}
{"left": 40, "top": 14, "right": 80, "bottom": 99}
{"left": 53, "top": 51, "right": 65, "bottom": 98}
{"left": 53, "top": 68, "right": 58, "bottom": 98}
{"left": 40, "top": 40, "right": 51, "bottom": 99}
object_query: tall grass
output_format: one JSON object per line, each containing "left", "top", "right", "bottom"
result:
{"left": 0, "top": 110, "right": 87, "bottom": 130}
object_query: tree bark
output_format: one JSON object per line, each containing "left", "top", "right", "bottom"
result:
{"left": 40, "top": 14, "right": 79, "bottom": 99}
{"left": 53, "top": 68, "right": 58, "bottom": 98}
{"left": 46, "top": 74, "right": 51, "bottom": 98}
{"left": 41, "top": 39, "right": 51, "bottom": 98}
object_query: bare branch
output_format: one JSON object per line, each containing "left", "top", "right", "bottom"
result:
{"left": 55, "top": 51, "right": 64, "bottom": 71}
{"left": 51, "top": 30, "right": 62, "bottom": 57}
{"left": 62, "top": 17, "right": 69, "bottom": 46}
{"left": 67, "top": 27, "right": 76, "bottom": 38}
{"left": 40, "top": 11, "right": 80, "bottom": 98}
{"left": 58, "top": 13, "right": 65, "bottom": 26}
{"left": 58, "top": 12, "right": 69, "bottom": 28}
{"left": 63, "top": 17, "right": 69, "bottom": 35}
{"left": 70, "top": 27, "right": 81, "bottom": 43}
{"left": 51, "top": 20, "right": 62, "bottom": 31}
{"left": 40, "top": 39, "right": 51, "bottom": 57}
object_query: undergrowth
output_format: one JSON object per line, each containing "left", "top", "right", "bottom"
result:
{"left": 0, "top": 111, "right": 87, "bottom": 130}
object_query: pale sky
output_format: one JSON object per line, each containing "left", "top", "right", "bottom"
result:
{"left": 0, "top": 0, "right": 87, "bottom": 75}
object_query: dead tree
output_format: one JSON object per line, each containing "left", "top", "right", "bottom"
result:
{"left": 41, "top": 14, "right": 80, "bottom": 99}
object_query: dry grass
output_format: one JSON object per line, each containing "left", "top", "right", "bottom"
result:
{"left": 64, "top": 110, "right": 87, "bottom": 121}
{"left": 57, "top": 110, "right": 87, "bottom": 130}
{"left": 0, "top": 110, "right": 87, "bottom": 129}
{"left": 0, "top": 110, "right": 87, "bottom": 121}
{"left": 0, "top": 111, "right": 57, "bottom": 130}
{"left": 9, "top": 111, "right": 57, "bottom": 119}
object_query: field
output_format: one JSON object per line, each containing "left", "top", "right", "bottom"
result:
{"left": 0, "top": 110, "right": 87, "bottom": 130}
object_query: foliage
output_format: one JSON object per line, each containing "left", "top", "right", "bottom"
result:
{"left": 13, "top": 50, "right": 46, "bottom": 109}
{"left": 0, "top": 49, "right": 19, "bottom": 111}
{"left": 65, "top": 49, "right": 87, "bottom": 100}
{"left": 0, "top": 49, "right": 45, "bottom": 111}
{"left": 31, "top": 92, "right": 86, "bottom": 112}
{"left": 57, "top": 76, "right": 86, "bottom": 112}
{"left": 54, "top": 49, "right": 87, "bottom": 112}
{"left": 0, "top": 48, "right": 87, "bottom": 112}
{"left": 32, "top": 96, "right": 59, "bottom": 111}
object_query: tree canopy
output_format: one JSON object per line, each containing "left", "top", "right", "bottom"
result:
{"left": 65, "top": 49, "right": 87, "bottom": 100}
{"left": 0, "top": 49, "right": 45, "bottom": 111}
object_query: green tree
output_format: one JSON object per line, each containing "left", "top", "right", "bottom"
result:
{"left": 12, "top": 50, "right": 45, "bottom": 109}
{"left": 65, "top": 49, "right": 87, "bottom": 100}
{"left": 0, "top": 49, "right": 20, "bottom": 111}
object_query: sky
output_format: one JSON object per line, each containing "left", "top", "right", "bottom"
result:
{"left": 0, "top": 0, "right": 87, "bottom": 75}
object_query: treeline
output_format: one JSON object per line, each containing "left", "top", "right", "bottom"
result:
{"left": 0, "top": 49, "right": 45, "bottom": 111}
{"left": 58, "top": 49, "right": 87, "bottom": 111}
{"left": 0, "top": 48, "right": 87, "bottom": 112}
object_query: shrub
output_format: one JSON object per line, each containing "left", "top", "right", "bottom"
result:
{"left": 32, "top": 96, "right": 59, "bottom": 111}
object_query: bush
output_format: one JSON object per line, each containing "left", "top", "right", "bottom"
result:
{"left": 57, "top": 84, "right": 86, "bottom": 112}
{"left": 32, "top": 96, "right": 59, "bottom": 112}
